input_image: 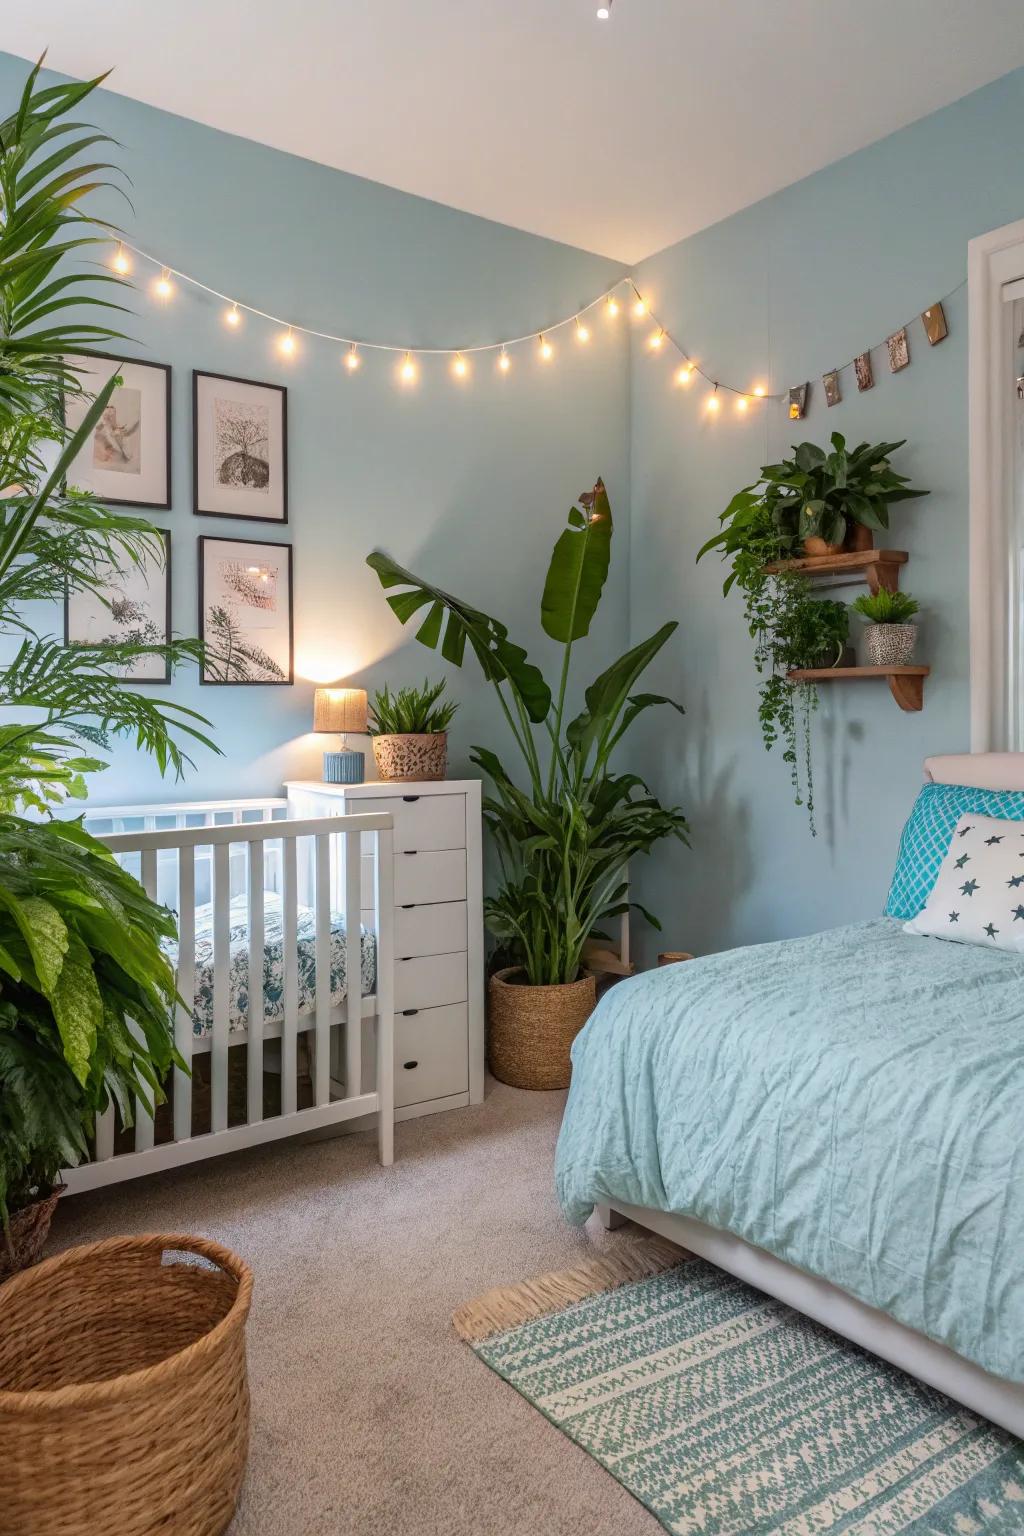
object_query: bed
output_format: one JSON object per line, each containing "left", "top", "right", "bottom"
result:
{"left": 555, "top": 754, "right": 1024, "bottom": 1437}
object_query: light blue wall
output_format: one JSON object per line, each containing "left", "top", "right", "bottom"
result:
{"left": 628, "top": 67, "right": 1024, "bottom": 962}
{"left": 0, "top": 53, "right": 630, "bottom": 803}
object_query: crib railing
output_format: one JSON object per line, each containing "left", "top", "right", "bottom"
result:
{"left": 63, "top": 808, "right": 395, "bottom": 1191}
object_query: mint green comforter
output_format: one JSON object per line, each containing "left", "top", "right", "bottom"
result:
{"left": 555, "top": 918, "right": 1024, "bottom": 1383}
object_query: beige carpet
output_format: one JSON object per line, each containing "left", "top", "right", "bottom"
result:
{"left": 52, "top": 1081, "right": 661, "bottom": 1535}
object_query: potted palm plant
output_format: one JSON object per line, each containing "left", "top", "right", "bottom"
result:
{"left": 851, "top": 589, "right": 920, "bottom": 666}
{"left": 0, "top": 60, "right": 216, "bottom": 1270}
{"left": 367, "top": 480, "right": 688, "bottom": 1089}
{"left": 367, "top": 679, "right": 458, "bottom": 781}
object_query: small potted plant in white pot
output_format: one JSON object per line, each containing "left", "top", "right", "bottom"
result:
{"left": 367, "top": 679, "right": 458, "bottom": 781}
{"left": 851, "top": 588, "right": 920, "bottom": 666}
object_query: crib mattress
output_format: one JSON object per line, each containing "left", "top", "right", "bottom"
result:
{"left": 166, "top": 892, "right": 376, "bottom": 1038}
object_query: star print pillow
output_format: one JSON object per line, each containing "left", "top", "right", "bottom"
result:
{"left": 904, "top": 812, "right": 1024, "bottom": 952}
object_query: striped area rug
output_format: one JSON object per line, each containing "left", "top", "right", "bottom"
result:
{"left": 454, "top": 1250, "right": 1024, "bottom": 1534}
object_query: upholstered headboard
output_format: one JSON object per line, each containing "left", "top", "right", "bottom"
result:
{"left": 924, "top": 753, "right": 1024, "bottom": 790}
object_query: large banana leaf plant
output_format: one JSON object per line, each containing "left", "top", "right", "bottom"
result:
{"left": 367, "top": 480, "right": 688, "bottom": 984}
{"left": 0, "top": 58, "right": 216, "bottom": 1234}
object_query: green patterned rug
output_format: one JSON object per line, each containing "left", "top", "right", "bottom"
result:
{"left": 454, "top": 1249, "right": 1024, "bottom": 1534}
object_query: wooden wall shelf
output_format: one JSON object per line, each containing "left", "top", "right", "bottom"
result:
{"left": 787, "top": 664, "right": 929, "bottom": 712}
{"left": 765, "top": 548, "right": 908, "bottom": 594}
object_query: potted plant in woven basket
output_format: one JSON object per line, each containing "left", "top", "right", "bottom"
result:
{"left": 852, "top": 588, "right": 920, "bottom": 666}
{"left": 0, "top": 61, "right": 215, "bottom": 1274}
{"left": 367, "top": 679, "right": 458, "bottom": 781}
{"left": 367, "top": 480, "right": 689, "bottom": 1089}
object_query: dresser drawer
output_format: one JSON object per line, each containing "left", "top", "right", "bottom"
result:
{"left": 395, "top": 900, "right": 467, "bottom": 959}
{"left": 395, "top": 1003, "right": 469, "bottom": 1107}
{"left": 396, "top": 950, "right": 467, "bottom": 1012}
{"left": 393, "top": 848, "right": 466, "bottom": 905}
{"left": 358, "top": 792, "right": 465, "bottom": 852}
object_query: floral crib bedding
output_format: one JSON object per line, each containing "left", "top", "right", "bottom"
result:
{"left": 165, "top": 891, "right": 377, "bottom": 1038}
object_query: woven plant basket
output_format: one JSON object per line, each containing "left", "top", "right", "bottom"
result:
{"left": 372, "top": 731, "right": 447, "bottom": 782}
{"left": 488, "top": 967, "right": 596, "bottom": 1090}
{"left": 0, "top": 1233, "right": 253, "bottom": 1536}
{"left": 0, "top": 1187, "right": 62, "bottom": 1282}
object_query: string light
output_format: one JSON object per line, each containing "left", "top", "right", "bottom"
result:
{"left": 224, "top": 302, "right": 241, "bottom": 327}
{"left": 596, "top": 4, "right": 611, "bottom": 17}
{"left": 575, "top": 317, "right": 590, "bottom": 344}
{"left": 153, "top": 268, "right": 174, "bottom": 301}
{"left": 452, "top": 352, "right": 469, "bottom": 379}
{"left": 538, "top": 334, "right": 554, "bottom": 361}
{"left": 344, "top": 343, "right": 361, "bottom": 371}
{"left": 752, "top": 385, "right": 767, "bottom": 397}
{"left": 706, "top": 387, "right": 721, "bottom": 413}
{"left": 112, "top": 242, "right": 131, "bottom": 275}
{"left": 675, "top": 363, "right": 695, "bottom": 386}
{"left": 736, "top": 396, "right": 749, "bottom": 413}
{"left": 278, "top": 326, "right": 296, "bottom": 356}
{"left": 606, "top": 295, "right": 620, "bottom": 319}
{"left": 648, "top": 328, "right": 665, "bottom": 350}
{"left": 498, "top": 347, "right": 511, "bottom": 373}
{"left": 400, "top": 352, "right": 417, "bottom": 384}
{"left": 632, "top": 294, "right": 647, "bottom": 318}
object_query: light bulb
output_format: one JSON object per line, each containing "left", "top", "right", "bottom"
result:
{"left": 597, "top": 4, "right": 611, "bottom": 16}
{"left": 400, "top": 352, "right": 417, "bottom": 384}
{"left": 675, "top": 363, "right": 694, "bottom": 386}
{"left": 224, "top": 303, "right": 241, "bottom": 327}
{"left": 153, "top": 268, "right": 174, "bottom": 301}
{"left": 538, "top": 334, "right": 553, "bottom": 361}
{"left": 632, "top": 295, "right": 647, "bottom": 318}
{"left": 498, "top": 348, "right": 511, "bottom": 373}
{"left": 452, "top": 352, "right": 469, "bottom": 379}
{"left": 606, "top": 295, "right": 620, "bottom": 318}
{"left": 752, "top": 385, "right": 767, "bottom": 398}
{"left": 345, "top": 344, "right": 361, "bottom": 371}
{"left": 706, "top": 392, "right": 721, "bottom": 413}
{"left": 736, "top": 396, "right": 749, "bottom": 413}
{"left": 648, "top": 328, "right": 665, "bottom": 350}
{"left": 278, "top": 327, "right": 296, "bottom": 355}
{"left": 112, "top": 242, "right": 131, "bottom": 276}
{"left": 576, "top": 318, "right": 590, "bottom": 344}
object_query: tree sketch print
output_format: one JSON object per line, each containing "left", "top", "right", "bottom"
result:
{"left": 220, "top": 559, "right": 277, "bottom": 608}
{"left": 95, "top": 595, "right": 161, "bottom": 649}
{"left": 214, "top": 397, "right": 270, "bottom": 491}
{"left": 204, "top": 605, "right": 285, "bottom": 682}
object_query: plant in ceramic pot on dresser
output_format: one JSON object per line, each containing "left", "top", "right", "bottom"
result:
{"left": 368, "top": 680, "right": 458, "bottom": 782}
{"left": 852, "top": 589, "right": 920, "bottom": 666}
{"left": 367, "top": 479, "right": 688, "bottom": 1089}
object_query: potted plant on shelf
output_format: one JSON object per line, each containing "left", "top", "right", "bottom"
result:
{"left": 0, "top": 61, "right": 216, "bottom": 1271}
{"left": 851, "top": 589, "right": 920, "bottom": 666}
{"left": 367, "top": 480, "right": 688, "bottom": 1089}
{"left": 367, "top": 679, "right": 458, "bottom": 781}
{"left": 712, "top": 433, "right": 928, "bottom": 558}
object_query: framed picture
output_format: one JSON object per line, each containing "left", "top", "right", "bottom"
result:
{"left": 64, "top": 530, "right": 171, "bottom": 684}
{"left": 193, "top": 371, "right": 287, "bottom": 523}
{"left": 63, "top": 354, "right": 171, "bottom": 509}
{"left": 199, "top": 536, "right": 293, "bottom": 685}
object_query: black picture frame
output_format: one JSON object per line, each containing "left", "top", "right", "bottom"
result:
{"left": 198, "top": 534, "right": 294, "bottom": 686}
{"left": 64, "top": 529, "right": 173, "bottom": 685}
{"left": 62, "top": 352, "right": 172, "bottom": 510}
{"left": 192, "top": 370, "right": 288, "bottom": 524}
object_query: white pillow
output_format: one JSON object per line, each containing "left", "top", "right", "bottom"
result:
{"left": 904, "top": 812, "right": 1024, "bottom": 952}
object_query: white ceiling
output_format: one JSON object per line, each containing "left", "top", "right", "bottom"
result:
{"left": 8, "top": 0, "right": 1024, "bottom": 262}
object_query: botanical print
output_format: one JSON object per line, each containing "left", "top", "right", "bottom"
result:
{"left": 200, "top": 537, "right": 292, "bottom": 684}
{"left": 65, "top": 533, "right": 169, "bottom": 682}
{"left": 92, "top": 389, "right": 141, "bottom": 474}
{"left": 214, "top": 396, "right": 269, "bottom": 491}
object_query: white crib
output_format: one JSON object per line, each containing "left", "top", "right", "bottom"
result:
{"left": 61, "top": 797, "right": 395, "bottom": 1192}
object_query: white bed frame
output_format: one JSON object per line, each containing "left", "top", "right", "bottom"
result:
{"left": 61, "top": 797, "right": 395, "bottom": 1192}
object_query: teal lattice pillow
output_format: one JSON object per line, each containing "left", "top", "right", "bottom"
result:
{"left": 886, "top": 782, "right": 1024, "bottom": 918}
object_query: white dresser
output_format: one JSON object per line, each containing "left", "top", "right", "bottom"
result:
{"left": 284, "top": 778, "right": 484, "bottom": 1120}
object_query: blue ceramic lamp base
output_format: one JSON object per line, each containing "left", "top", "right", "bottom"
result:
{"left": 322, "top": 749, "right": 365, "bottom": 784}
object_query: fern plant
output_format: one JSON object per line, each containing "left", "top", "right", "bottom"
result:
{"left": 367, "top": 679, "right": 458, "bottom": 736}
{"left": 851, "top": 589, "right": 920, "bottom": 624}
{"left": 0, "top": 59, "right": 217, "bottom": 1233}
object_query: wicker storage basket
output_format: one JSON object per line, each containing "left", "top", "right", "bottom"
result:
{"left": 0, "top": 1187, "right": 62, "bottom": 1281}
{"left": 488, "top": 967, "right": 596, "bottom": 1090}
{"left": 0, "top": 1233, "right": 252, "bottom": 1536}
{"left": 372, "top": 731, "right": 447, "bottom": 781}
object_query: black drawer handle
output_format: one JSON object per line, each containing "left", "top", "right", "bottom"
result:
{"left": 403, "top": 1060, "right": 419, "bottom": 1070}
{"left": 402, "top": 795, "right": 421, "bottom": 802}
{"left": 402, "top": 1008, "right": 419, "bottom": 1016}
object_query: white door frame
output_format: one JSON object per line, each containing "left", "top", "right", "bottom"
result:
{"left": 967, "top": 216, "right": 1024, "bottom": 750}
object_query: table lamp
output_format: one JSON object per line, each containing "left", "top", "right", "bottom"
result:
{"left": 313, "top": 686, "right": 368, "bottom": 783}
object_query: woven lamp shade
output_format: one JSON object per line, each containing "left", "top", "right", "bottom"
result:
{"left": 313, "top": 687, "right": 367, "bottom": 735}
